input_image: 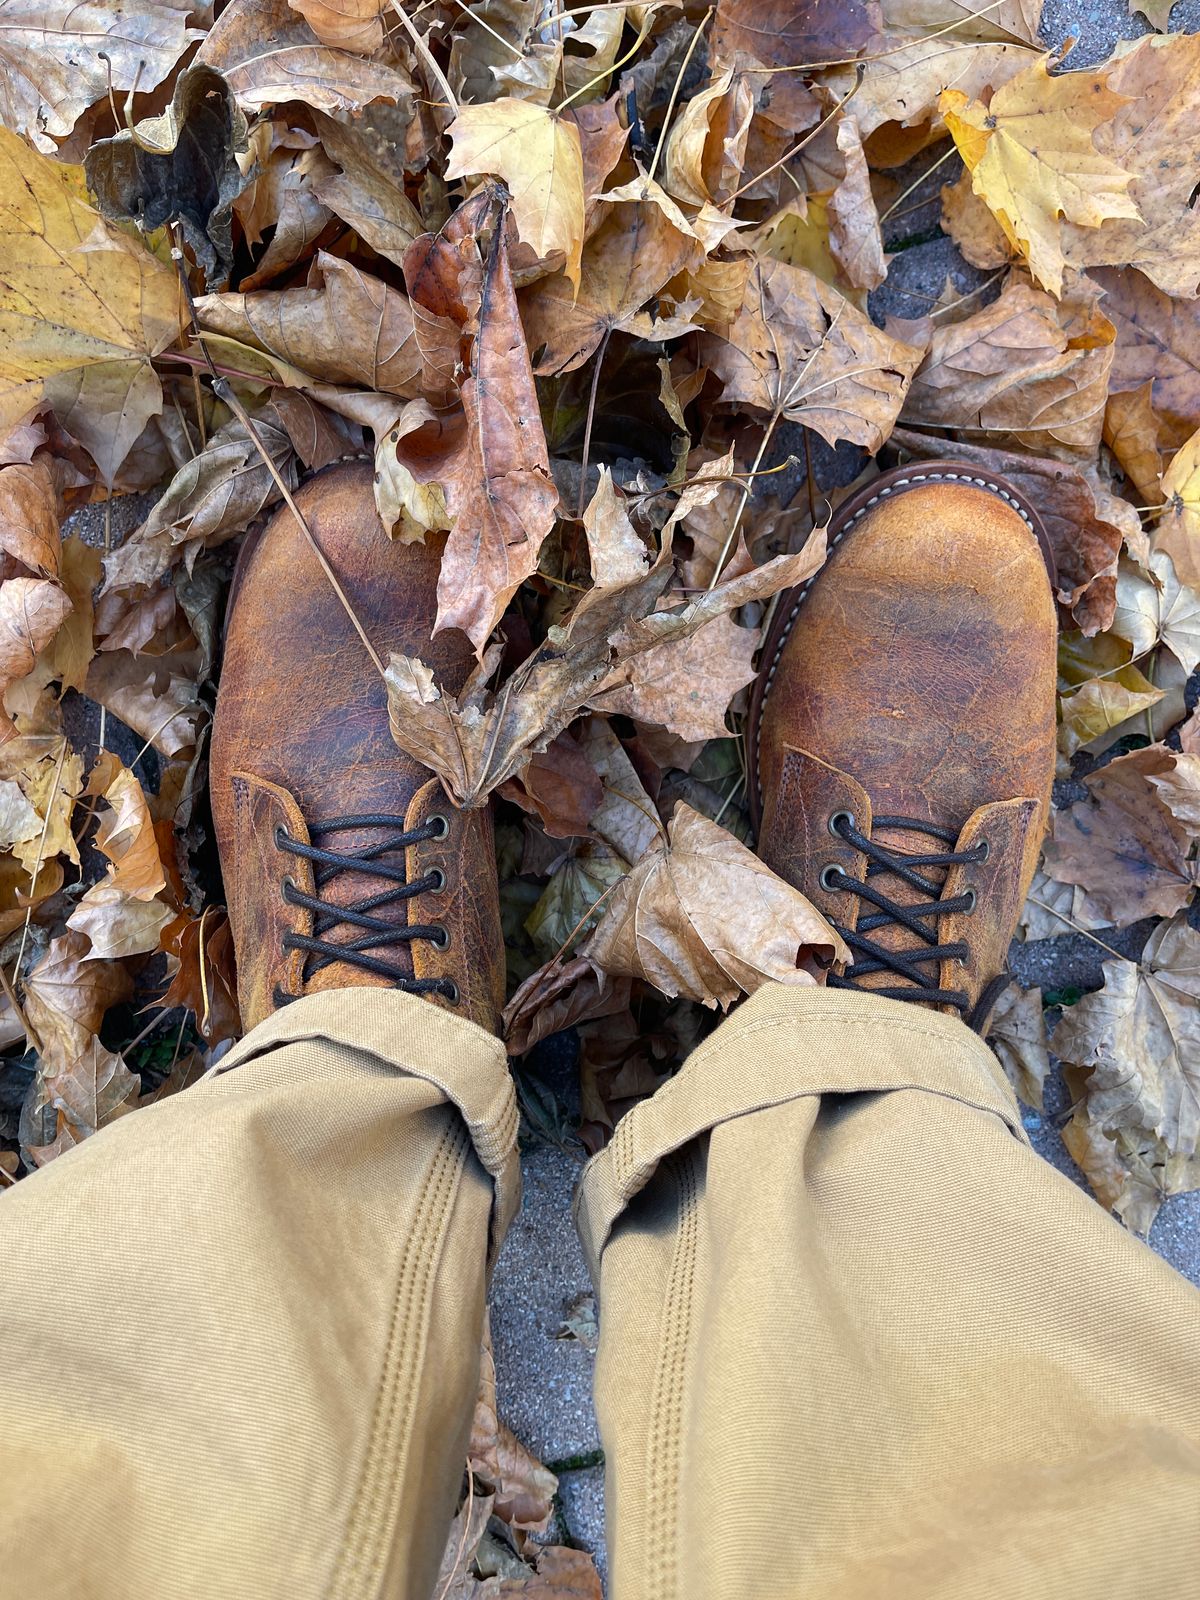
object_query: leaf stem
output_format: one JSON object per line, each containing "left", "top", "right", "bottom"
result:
{"left": 647, "top": 8, "right": 713, "bottom": 186}
{"left": 390, "top": 0, "right": 459, "bottom": 114}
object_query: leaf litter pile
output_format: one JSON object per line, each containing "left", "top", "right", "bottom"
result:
{"left": 4, "top": 0, "right": 1200, "bottom": 1581}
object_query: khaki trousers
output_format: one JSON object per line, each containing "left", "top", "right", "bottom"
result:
{"left": 1, "top": 984, "right": 1197, "bottom": 1599}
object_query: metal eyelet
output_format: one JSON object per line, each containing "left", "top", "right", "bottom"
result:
{"left": 280, "top": 874, "right": 296, "bottom": 903}
{"left": 427, "top": 813, "right": 450, "bottom": 839}
{"left": 962, "top": 888, "right": 977, "bottom": 913}
{"left": 442, "top": 979, "right": 460, "bottom": 1004}
{"left": 432, "top": 925, "right": 451, "bottom": 951}
{"left": 827, "top": 810, "right": 856, "bottom": 839}
{"left": 427, "top": 867, "right": 446, "bottom": 893}
{"left": 274, "top": 824, "right": 290, "bottom": 848}
{"left": 819, "top": 863, "right": 844, "bottom": 892}
{"left": 273, "top": 984, "right": 296, "bottom": 1007}
{"left": 975, "top": 839, "right": 990, "bottom": 863}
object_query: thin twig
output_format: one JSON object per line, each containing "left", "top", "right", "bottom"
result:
{"left": 576, "top": 324, "right": 612, "bottom": 520}
{"left": 170, "top": 231, "right": 387, "bottom": 680}
{"left": 1026, "top": 894, "right": 1133, "bottom": 964}
{"left": 877, "top": 143, "right": 958, "bottom": 225}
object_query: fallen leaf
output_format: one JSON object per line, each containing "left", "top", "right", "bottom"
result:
{"left": 0, "top": 578, "right": 71, "bottom": 737}
{"left": 1103, "top": 381, "right": 1163, "bottom": 504}
{"left": 662, "top": 69, "right": 753, "bottom": 210}
{"left": 0, "top": 733, "right": 84, "bottom": 873}
{"left": 522, "top": 197, "right": 700, "bottom": 374}
{"left": 84, "top": 64, "right": 250, "bottom": 287}
{"left": 196, "top": 253, "right": 424, "bottom": 397}
{"left": 1058, "top": 667, "right": 1163, "bottom": 760}
{"left": 988, "top": 981, "right": 1050, "bottom": 1109}
{"left": 288, "top": 0, "right": 387, "bottom": 52}
{"left": 1042, "top": 744, "right": 1198, "bottom": 925}
{"left": 901, "top": 273, "right": 1114, "bottom": 461}
{"left": 826, "top": 116, "right": 888, "bottom": 291}
{"left": 160, "top": 905, "right": 241, "bottom": 1043}
{"left": 469, "top": 1326, "right": 557, "bottom": 1532}
{"left": 0, "top": 459, "right": 60, "bottom": 576}
{"left": 501, "top": 730, "right": 603, "bottom": 838}
{"left": 1055, "top": 914, "right": 1200, "bottom": 1158}
{"left": 198, "top": 0, "right": 414, "bottom": 114}
{"left": 103, "top": 409, "right": 297, "bottom": 591}
{"left": 1060, "top": 1098, "right": 1200, "bottom": 1236}
{"left": 309, "top": 108, "right": 425, "bottom": 268}
{"left": 24, "top": 929, "right": 133, "bottom": 1059}
{"left": 0, "top": 0, "right": 201, "bottom": 150}
{"left": 940, "top": 57, "right": 1140, "bottom": 296}
{"left": 1110, "top": 550, "right": 1200, "bottom": 673}
{"left": 1059, "top": 33, "right": 1200, "bottom": 298}
{"left": 84, "top": 651, "right": 203, "bottom": 758}
{"left": 446, "top": 100, "right": 585, "bottom": 290}
{"left": 712, "top": 0, "right": 876, "bottom": 71}
{"left": 584, "top": 802, "right": 849, "bottom": 1008}
{"left": 0, "top": 128, "right": 184, "bottom": 483}
{"left": 503, "top": 952, "right": 631, "bottom": 1056}
{"left": 699, "top": 256, "right": 925, "bottom": 451}
{"left": 590, "top": 611, "right": 758, "bottom": 741}
{"left": 939, "top": 168, "right": 1015, "bottom": 269}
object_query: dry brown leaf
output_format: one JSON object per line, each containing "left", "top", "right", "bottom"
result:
{"left": 46, "top": 536, "right": 99, "bottom": 695}
{"left": 590, "top": 612, "right": 757, "bottom": 742}
{"left": 66, "top": 753, "right": 172, "bottom": 959}
{"left": 939, "top": 169, "right": 1015, "bottom": 270}
{"left": 500, "top": 730, "right": 603, "bottom": 838}
{"left": 1110, "top": 550, "right": 1200, "bottom": 673}
{"left": 197, "top": 253, "right": 424, "bottom": 398}
{"left": 0, "top": 128, "right": 184, "bottom": 483}
{"left": 988, "top": 981, "right": 1049, "bottom": 1109}
{"left": 24, "top": 929, "right": 133, "bottom": 1065}
{"left": 0, "top": 578, "right": 71, "bottom": 738}
{"left": 84, "top": 651, "right": 203, "bottom": 758}
{"left": 712, "top": 0, "right": 876, "bottom": 71}
{"left": 1060, "top": 1098, "right": 1200, "bottom": 1237}
{"left": 699, "top": 257, "right": 925, "bottom": 451}
{"left": 826, "top": 117, "right": 887, "bottom": 292}
{"left": 103, "top": 409, "right": 297, "bottom": 592}
{"left": 1103, "top": 380, "right": 1163, "bottom": 504}
{"left": 1055, "top": 915, "right": 1200, "bottom": 1158}
{"left": 1058, "top": 668, "right": 1163, "bottom": 761}
{"left": 0, "top": 459, "right": 59, "bottom": 576}
{"left": 469, "top": 1327, "right": 557, "bottom": 1532}
{"left": 309, "top": 108, "right": 425, "bottom": 267}
{"left": 288, "top": 0, "right": 387, "bottom": 52}
{"left": 0, "top": 733, "right": 84, "bottom": 873}
{"left": 522, "top": 198, "right": 700, "bottom": 374}
{"left": 198, "top": 0, "right": 414, "bottom": 113}
{"left": 901, "top": 274, "right": 1114, "bottom": 461}
{"left": 662, "top": 69, "right": 753, "bottom": 210}
{"left": 580, "top": 469, "right": 650, "bottom": 587}
{"left": 940, "top": 57, "right": 1140, "bottom": 297}
{"left": 1059, "top": 33, "right": 1200, "bottom": 298}
{"left": 1042, "top": 745, "right": 1198, "bottom": 926}
{"left": 0, "top": 0, "right": 200, "bottom": 150}
{"left": 1098, "top": 267, "right": 1200, "bottom": 450}
{"left": 583, "top": 802, "right": 849, "bottom": 1008}
{"left": 446, "top": 100, "right": 585, "bottom": 290}
{"left": 160, "top": 906, "right": 241, "bottom": 1044}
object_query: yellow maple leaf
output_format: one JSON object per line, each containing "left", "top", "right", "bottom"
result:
{"left": 940, "top": 57, "right": 1140, "bottom": 296}
{"left": 0, "top": 127, "right": 184, "bottom": 484}
{"left": 445, "top": 100, "right": 585, "bottom": 292}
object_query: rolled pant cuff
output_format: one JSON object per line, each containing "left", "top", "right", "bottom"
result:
{"left": 574, "top": 983, "right": 1025, "bottom": 1282}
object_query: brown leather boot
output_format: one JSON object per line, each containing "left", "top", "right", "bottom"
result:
{"left": 747, "top": 462, "right": 1058, "bottom": 1032}
{"left": 210, "top": 461, "right": 505, "bottom": 1035}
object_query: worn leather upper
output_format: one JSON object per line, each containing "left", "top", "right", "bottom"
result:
{"left": 210, "top": 461, "right": 505, "bottom": 1034}
{"left": 752, "top": 474, "right": 1057, "bottom": 1017}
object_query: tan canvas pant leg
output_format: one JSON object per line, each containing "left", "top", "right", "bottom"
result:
{"left": 0, "top": 989, "right": 519, "bottom": 1600}
{"left": 577, "top": 984, "right": 1200, "bottom": 1600}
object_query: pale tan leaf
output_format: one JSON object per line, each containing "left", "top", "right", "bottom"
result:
{"left": 584, "top": 802, "right": 849, "bottom": 1008}
{"left": 0, "top": 578, "right": 71, "bottom": 736}
{"left": 988, "top": 982, "right": 1049, "bottom": 1109}
{"left": 0, "top": 459, "right": 59, "bottom": 576}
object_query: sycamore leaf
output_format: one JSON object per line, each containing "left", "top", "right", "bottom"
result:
{"left": 0, "top": 128, "right": 184, "bottom": 483}
{"left": 0, "top": 0, "right": 201, "bottom": 150}
{"left": 196, "top": 253, "right": 424, "bottom": 398}
{"left": 1042, "top": 744, "right": 1198, "bottom": 925}
{"left": 523, "top": 197, "right": 700, "bottom": 374}
{"left": 1110, "top": 550, "right": 1200, "bottom": 673}
{"left": 901, "top": 275, "right": 1114, "bottom": 462}
{"left": 197, "top": 0, "right": 414, "bottom": 113}
{"left": 583, "top": 802, "right": 849, "bottom": 1009}
{"left": 988, "top": 981, "right": 1050, "bottom": 1110}
{"left": 0, "top": 459, "right": 59, "bottom": 576}
{"left": 1059, "top": 33, "right": 1200, "bottom": 299}
{"left": 1154, "top": 427, "right": 1200, "bottom": 588}
{"left": 1055, "top": 914, "right": 1200, "bottom": 1158}
{"left": 0, "top": 578, "right": 71, "bottom": 738}
{"left": 940, "top": 59, "right": 1140, "bottom": 296}
{"left": 446, "top": 100, "right": 585, "bottom": 290}
{"left": 699, "top": 257, "right": 925, "bottom": 451}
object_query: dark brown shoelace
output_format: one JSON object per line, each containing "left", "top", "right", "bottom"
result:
{"left": 273, "top": 812, "right": 458, "bottom": 1006}
{"left": 821, "top": 811, "right": 994, "bottom": 1020}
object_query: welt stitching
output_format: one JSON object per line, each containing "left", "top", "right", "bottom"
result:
{"left": 329, "top": 1118, "right": 468, "bottom": 1598}
{"left": 753, "top": 472, "right": 1036, "bottom": 804}
{"left": 645, "top": 1150, "right": 700, "bottom": 1600}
